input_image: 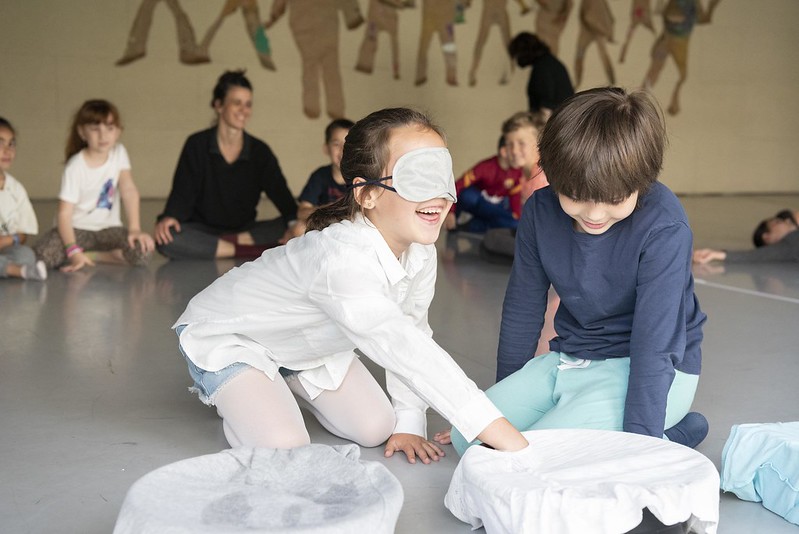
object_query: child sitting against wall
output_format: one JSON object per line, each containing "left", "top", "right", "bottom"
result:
{"left": 34, "top": 100, "right": 154, "bottom": 272}
{"left": 0, "top": 118, "right": 46, "bottom": 281}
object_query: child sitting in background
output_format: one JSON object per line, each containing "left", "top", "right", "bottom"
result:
{"left": 34, "top": 100, "right": 154, "bottom": 272}
{"left": 446, "top": 111, "right": 547, "bottom": 234}
{"left": 0, "top": 118, "right": 46, "bottom": 281}
{"left": 297, "top": 118, "right": 354, "bottom": 217}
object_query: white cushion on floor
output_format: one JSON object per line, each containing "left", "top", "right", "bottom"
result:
{"left": 445, "top": 429, "right": 720, "bottom": 534}
{"left": 114, "top": 444, "right": 403, "bottom": 533}
{"left": 721, "top": 421, "right": 799, "bottom": 526}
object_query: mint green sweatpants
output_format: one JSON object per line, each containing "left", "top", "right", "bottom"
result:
{"left": 451, "top": 352, "right": 699, "bottom": 456}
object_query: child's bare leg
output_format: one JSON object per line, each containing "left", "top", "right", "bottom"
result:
{"left": 214, "top": 368, "right": 310, "bottom": 449}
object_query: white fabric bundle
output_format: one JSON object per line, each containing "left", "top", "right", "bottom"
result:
{"left": 445, "top": 429, "right": 720, "bottom": 534}
{"left": 721, "top": 421, "right": 799, "bottom": 526}
{"left": 114, "top": 444, "right": 403, "bottom": 533}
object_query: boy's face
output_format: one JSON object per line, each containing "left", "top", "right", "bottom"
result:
{"left": 763, "top": 217, "right": 797, "bottom": 245}
{"left": 504, "top": 126, "right": 539, "bottom": 171}
{"left": 324, "top": 127, "right": 349, "bottom": 170}
{"left": 558, "top": 192, "right": 639, "bottom": 235}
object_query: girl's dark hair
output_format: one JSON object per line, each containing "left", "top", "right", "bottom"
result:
{"left": 65, "top": 99, "right": 122, "bottom": 161}
{"left": 508, "top": 32, "right": 550, "bottom": 67}
{"left": 539, "top": 87, "right": 666, "bottom": 203}
{"left": 211, "top": 69, "right": 253, "bottom": 108}
{"left": 306, "top": 108, "right": 445, "bottom": 232}
{"left": 0, "top": 117, "right": 16, "bottom": 136}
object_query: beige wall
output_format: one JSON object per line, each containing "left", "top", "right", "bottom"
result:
{"left": 1, "top": 0, "right": 798, "bottom": 202}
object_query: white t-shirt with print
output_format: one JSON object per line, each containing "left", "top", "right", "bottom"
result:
{"left": 0, "top": 173, "right": 39, "bottom": 235}
{"left": 59, "top": 144, "right": 131, "bottom": 231}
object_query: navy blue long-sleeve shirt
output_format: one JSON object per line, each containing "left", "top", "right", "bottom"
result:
{"left": 158, "top": 128, "right": 298, "bottom": 230}
{"left": 497, "top": 183, "right": 706, "bottom": 438}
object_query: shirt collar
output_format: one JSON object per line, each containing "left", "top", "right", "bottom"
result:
{"left": 352, "top": 213, "right": 428, "bottom": 285}
{"left": 210, "top": 128, "right": 252, "bottom": 161}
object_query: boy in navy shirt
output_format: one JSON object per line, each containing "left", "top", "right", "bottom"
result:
{"left": 448, "top": 88, "right": 708, "bottom": 454}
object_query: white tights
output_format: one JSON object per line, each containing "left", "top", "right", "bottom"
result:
{"left": 214, "top": 358, "right": 396, "bottom": 449}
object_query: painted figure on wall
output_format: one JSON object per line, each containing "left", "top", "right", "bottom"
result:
{"left": 200, "top": 0, "right": 275, "bottom": 70}
{"left": 467, "top": 0, "right": 529, "bottom": 87}
{"left": 574, "top": 0, "right": 615, "bottom": 88}
{"left": 415, "top": 0, "right": 459, "bottom": 86}
{"left": 355, "top": 0, "right": 415, "bottom": 80}
{"left": 533, "top": 0, "right": 573, "bottom": 57}
{"left": 642, "top": 0, "right": 721, "bottom": 115}
{"left": 618, "top": 0, "right": 654, "bottom": 63}
{"left": 116, "top": 0, "right": 208, "bottom": 66}
{"left": 265, "top": 0, "right": 364, "bottom": 119}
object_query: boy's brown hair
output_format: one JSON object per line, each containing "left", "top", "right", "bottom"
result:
{"left": 501, "top": 111, "right": 547, "bottom": 137}
{"left": 539, "top": 87, "right": 666, "bottom": 203}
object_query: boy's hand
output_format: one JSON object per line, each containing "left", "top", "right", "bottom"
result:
{"left": 384, "top": 433, "right": 446, "bottom": 464}
{"left": 433, "top": 429, "right": 452, "bottom": 445}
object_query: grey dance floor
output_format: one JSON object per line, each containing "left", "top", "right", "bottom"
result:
{"left": 2, "top": 196, "right": 798, "bottom": 533}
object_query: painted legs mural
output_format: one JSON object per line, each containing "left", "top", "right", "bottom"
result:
{"left": 266, "top": 0, "right": 364, "bottom": 119}
{"left": 642, "top": 0, "right": 721, "bottom": 115}
{"left": 618, "top": 0, "right": 654, "bottom": 63}
{"left": 415, "top": 0, "right": 459, "bottom": 86}
{"left": 574, "top": 0, "right": 615, "bottom": 88}
{"left": 116, "top": 0, "right": 208, "bottom": 66}
{"left": 200, "top": 0, "right": 275, "bottom": 70}
{"left": 467, "top": 0, "right": 527, "bottom": 87}
{"left": 533, "top": 0, "right": 573, "bottom": 57}
{"left": 355, "top": 0, "right": 414, "bottom": 79}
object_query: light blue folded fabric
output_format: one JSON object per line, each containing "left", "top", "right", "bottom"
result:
{"left": 720, "top": 422, "right": 799, "bottom": 526}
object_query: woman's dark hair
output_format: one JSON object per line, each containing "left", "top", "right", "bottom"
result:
{"left": 211, "top": 69, "right": 253, "bottom": 108}
{"left": 0, "top": 117, "right": 16, "bottom": 136}
{"left": 539, "top": 87, "right": 666, "bottom": 203}
{"left": 306, "top": 108, "right": 445, "bottom": 232}
{"left": 65, "top": 99, "right": 122, "bottom": 161}
{"left": 508, "top": 32, "right": 551, "bottom": 67}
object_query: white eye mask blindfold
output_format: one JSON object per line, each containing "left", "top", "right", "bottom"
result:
{"left": 351, "top": 147, "right": 457, "bottom": 202}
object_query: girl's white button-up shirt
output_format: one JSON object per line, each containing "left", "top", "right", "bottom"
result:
{"left": 176, "top": 215, "right": 501, "bottom": 442}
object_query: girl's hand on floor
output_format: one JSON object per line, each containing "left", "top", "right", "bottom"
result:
{"left": 384, "top": 433, "right": 446, "bottom": 465}
{"left": 61, "top": 251, "right": 94, "bottom": 273}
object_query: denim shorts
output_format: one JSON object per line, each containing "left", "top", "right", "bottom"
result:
{"left": 176, "top": 325, "right": 297, "bottom": 405}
